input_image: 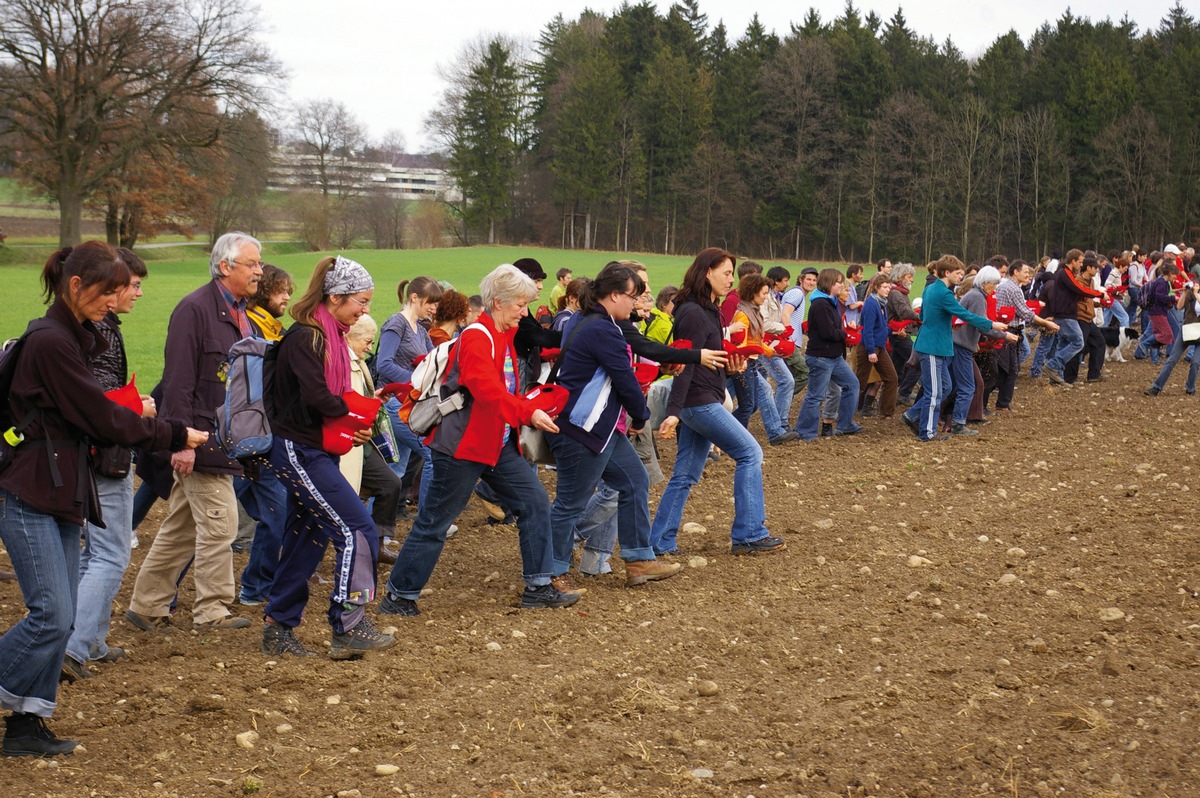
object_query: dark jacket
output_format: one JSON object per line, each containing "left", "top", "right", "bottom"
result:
{"left": 1044, "top": 267, "right": 1101, "bottom": 319}
{"left": 861, "top": 294, "right": 889, "bottom": 351}
{"left": 1144, "top": 276, "right": 1173, "bottom": 317}
{"left": 161, "top": 281, "right": 247, "bottom": 475}
{"left": 266, "top": 324, "right": 350, "bottom": 451}
{"left": 666, "top": 299, "right": 726, "bottom": 417}
{"left": 556, "top": 310, "right": 649, "bottom": 454}
{"left": 1, "top": 300, "right": 185, "bottom": 525}
{"left": 805, "top": 295, "right": 846, "bottom": 359}
{"left": 618, "top": 317, "right": 702, "bottom": 365}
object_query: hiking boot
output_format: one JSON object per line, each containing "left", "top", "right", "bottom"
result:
{"left": 550, "top": 575, "right": 587, "bottom": 596}
{"left": 901, "top": 413, "right": 921, "bottom": 438}
{"left": 379, "top": 592, "right": 420, "bottom": 617}
{"left": 520, "top": 584, "right": 581, "bottom": 609}
{"left": 820, "top": 422, "right": 833, "bottom": 437}
{"left": 125, "top": 609, "right": 173, "bottom": 634}
{"left": 59, "top": 656, "right": 93, "bottom": 683}
{"left": 1044, "top": 367, "right": 1069, "bottom": 386}
{"left": 833, "top": 423, "right": 863, "bottom": 437}
{"left": 1145, "top": 386, "right": 1161, "bottom": 396}
{"left": 625, "top": 559, "right": 683, "bottom": 587}
{"left": 194, "top": 614, "right": 251, "bottom": 631}
{"left": 731, "top": 535, "right": 787, "bottom": 555}
{"left": 329, "top": 617, "right": 396, "bottom": 660}
{"left": 3, "top": 713, "right": 78, "bottom": 757}
{"left": 476, "top": 496, "right": 507, "bottom": 521}
{"left": 261, "top": 623, "right": 315, "bottom": 657}
{"left": 949, "top": 423, "right": 979, "bottom": 436}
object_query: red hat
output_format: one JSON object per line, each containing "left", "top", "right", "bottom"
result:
{"left": 105, "top": 374, "right": 142, "bottom": 415}
{"left": 634, "top": 363, "right": 661, "bottom": 389}
{"left": 523, "top": 383, "right": 569, "bottom": 416}
{"left": 322, "top": 392, "right": 382, "bottom": 456}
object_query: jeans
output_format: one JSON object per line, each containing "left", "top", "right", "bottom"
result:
{"left": 67, "top": 472, "right": 133, "bottom": 664}
{"left": 1029, "top": 328, "right": 1055, "bottom": 377}
{"left": 794, "top": 355, "right": 859, "bottom": 440}
{"left": 0, "top": 489, "right": 80, "bottom": 717}
{"left": 903, "top": 352, "right": 950, "bottom": 441}
{"left": 649, "top": 403, "right": 769, "bottom": 553}
{"left": 760, "top": 354, "right": 795, "bottom": 425}
{"left": 385, "top": 397, "right": 433, "bottom": 508}
{"left": 547, "top": 431, "right": 654, "bottom": 575}
{"left": 1045, "top": 318, "right": 1084, "bottom": 374}
{"left": 1151, "top": 333, "right": 1200, "bottom": 393}
{"left": 1103, "top": 301, "right": 1130, "bottom": 328}
{"left": 1018, "top": 331, "right": 1031, "bottom": 368}
{"left": 754, "top": 370, "right": 789, "bottom": 439}
{"left": 730, "top": 362, "right": 757, "bottom": 428}
{"left": 573, "top": 484, "right": 619, "bottom": 574}
{"left": 131, "top": 479, "right": 158, "bottom": 530}
{"left": 235, "top": 466, "right": 288, "bottom": 604}
{"left": 385, "top": 438, "right": 553, "bottom": 600}
{"left": 949, "top": 345, "right": 977, "bottom": 425}
{"left": 1135, "top": 311, "right": 1182, "bottom": 362}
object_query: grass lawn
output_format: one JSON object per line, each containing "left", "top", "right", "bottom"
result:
{"left": 1, "top": 244, "right": 872, "bottom": 389}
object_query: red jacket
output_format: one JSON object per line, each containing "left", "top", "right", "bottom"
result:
{"left": 427, "top": 311, "right": 540, "bottom": 466}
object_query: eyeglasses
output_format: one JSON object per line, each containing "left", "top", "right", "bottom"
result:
{"left": 347, "top": 296, "right": 371, "bottom": 309}
{"left": 624, "top": 291, "right": 642, "bottom": 300}
{"left": 231, "top": 259, "right": 264, "bottom": 270}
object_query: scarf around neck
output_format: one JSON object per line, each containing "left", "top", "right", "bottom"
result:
{"left": 315, "top": 303, "right": 352, "bottom": 395}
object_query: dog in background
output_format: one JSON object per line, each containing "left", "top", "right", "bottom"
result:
{"left": 1102, "top": 324, "right": 1138, "bottom": 362}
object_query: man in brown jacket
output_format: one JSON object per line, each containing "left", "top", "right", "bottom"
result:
{"left": 126, "top": 232, "right": 263, "bottom": 632}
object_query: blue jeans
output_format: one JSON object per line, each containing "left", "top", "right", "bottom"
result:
{"left": 235, "top": 466, "right": 288, "bottom": 603}
{"left": 1045, "top": 318, "right": 1083, "bottom": 374}
{"left": 949, "top": 345, "right": 977, "bottom": 425}
{"left": 547, "top": 431, "right": 654, "bottom": 575}
{"left": 1135, "top": 311, "right": 1182, "bottom": 362}
{"left": 131, "top": 479, "right": 158, "bottom": 530}
{"left": 385, "top": 439, "right": 553, "bottom": 599}
{"left": 67, "top": 472, "right": 133, "bottom": 664}
{"left": 385, "top": 397, "right": 433, "bottom": 508}
{"left": 0, "top": 489, "right": 80, "bottom": 717}
{"left": 1029, "top": 329, "right": 1055, "bottom": 377}
{"left": 573, "top": 484, "right": 618, "bottom": 573}
{"left": 1151, "top": 333, "right": 1200, "bottom": 393}
{"left": 650, "top": 403, "right": 769, "bottom": 553}
{"left": 754, "top": 370, "right": 788, "bottom": 439}
{"left": 903, "top": 352, "right": 950, "bottom": 441}
{"left": 794, "top": 355, "right": 859, "bottom": 440}
{"left": 760, "top": 354, "right": 795, "bottom": 426}
{"left": 730, "top": 361, "right": 757, "bottom": 428}
{"left": 1102, "top": 301, "right": 1130, "bottom": 328}
{"left": 1018, "top": 331, "right": 1031, "bottom": 368}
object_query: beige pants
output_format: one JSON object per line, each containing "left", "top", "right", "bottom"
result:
{"left": 130, "top": 471, "right": 237, "bottom": 625}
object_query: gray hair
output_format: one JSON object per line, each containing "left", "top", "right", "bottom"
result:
{"left": 210, "top": 232, "right": 262, "bottom": 279}
{"left": 480, "top": 264, "right": 538, "bottom": 309}
{"left": 347, "top": 313, "right": 378, "bottom": 342}
{"left": 975, "top": 265, "right": 1002, "bottom": 287}
{"left": 890, "top": 263, "right": 916, "bottom": 283}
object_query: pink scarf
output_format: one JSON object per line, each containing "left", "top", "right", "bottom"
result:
{"left": 314, "top": 303, "right": 351, "bottom": 395}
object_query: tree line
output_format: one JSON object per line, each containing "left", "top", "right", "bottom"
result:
{"left": 437, "top": 0, "right": 1200, "bottom": 263}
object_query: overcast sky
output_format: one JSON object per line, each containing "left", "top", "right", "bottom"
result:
{"left": 258, "top": 0, "right": 1179, "bottom": 152}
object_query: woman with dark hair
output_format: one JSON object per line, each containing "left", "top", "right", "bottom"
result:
{"left": 551, "top": 277, "right": 589, "bottom": 333}
{"left": 1146, "top": 277, "right": 1200, "bottom": 396}
{"left": 732, "top": 274, "right": 795, "bottom": 443}
{"left": 649, "top": 248, "right": 785, "bottom": 557}
{"left": 794, "top": 269, "right": 861, "bottom": 440}
{"left": 855, "top": 273, "right": 899, "bottom": 419}
{"left": 547, "top": 262, "right": 682, "bottom": 589}
{"left": 429, "top": 289, "right": 469, "bottom": 346}
{"left": 0, "top": 242, "right": 206, "bottom": 756}
{"left": 261, "top": 255, "right": 395, "bottom": 660}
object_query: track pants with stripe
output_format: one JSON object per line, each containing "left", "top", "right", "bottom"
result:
{"left": 904, "top": 352, "right": 950, "bottom": 441}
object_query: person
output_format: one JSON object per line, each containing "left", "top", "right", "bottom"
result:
{"left": 644, "top": 285, "right": 678, "bottom": 344}
{"left": 62, "top": 248, "right": 155, "bottom": 681}
{"left": 260, "top": 255, "right": 395, "bottom": 659}
{"left": 379, "top": 264, "right": 577, "bottom": 616}
{"left": 245, "top": 264, "right": 294, "bottom": 341}
{"left": 886, "top": 263, "right": 922, "bottom": 405}
{"left": 989, "top": 260, "right": 1058, "bottom": 411}
{"left": 732, "top": 274, "right": 795, "bottom": 443}
{"left": 1042, "top": 249, "right": 1102, "bottom": 386}
{"left": 855, "top": 273, "right": 899, "bottom": 420}
{"left": 1, "top": 241, "right": 205, "bottom": 757}
{"left": 548, "top": 267, "right": 572, "bottom": 310}
{"left": 901, "top": 256, "right": 1009, "bottom": 442}
{"left": 1135, "top": 260, "right": 1181, "bottom": 364}
{"left": 429, "top": 289, "right": 469, "bottom": 347}
{"left": 649, "top": 247, "right": 785, "bottom": 557}
{"left": 780, "top": 267, "right": 819, "bottom": 395}
{"left": 943, "top": 266, "right": 1014, "bottom": 435}
{"left": 1146, "top": 279, "right": 1200, "bottom": 397}
{"left": 127, "top": 231, "right": 263, "bottom": 633}
{"left": 466, "top": 295, "right": 484, "bottom": 325}
{"left": 760, "top": 266, "right": 796, "bottom": 425}
{"left": 843, "top": 264, "right": 865, "bottom": 327}
{"left": 512, "top": 258, "right": 561, "bottom": 391}
{"left": 551, "top": 277, "right": 589, "bottom": 333}
{"left": 546, "top": 262, "right": 682, "bottom": 589}
{"left": 794, "top": 269, "right": 861, "bottom": 440}
{"left": 1062, "top": 254, "right": 1106, "bottom": 385}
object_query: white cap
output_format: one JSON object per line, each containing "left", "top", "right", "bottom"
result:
{"left": 1165, "top": 244, "right": 1182, "bottom": 255}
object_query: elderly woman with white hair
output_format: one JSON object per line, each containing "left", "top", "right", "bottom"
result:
{"left": 379, "top": 264, "right": 577, "bottom": 617}
{"left": 943, "top": 265, "right": 1016, "bottom": 435}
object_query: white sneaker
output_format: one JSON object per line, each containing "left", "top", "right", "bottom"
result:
{"left": 446, "top": 524, "right": 459, "bottom": 539}
{"left": 130, "top": 534, "right": 139, "bottom": 550}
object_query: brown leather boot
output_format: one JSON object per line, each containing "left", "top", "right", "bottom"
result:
{"left": 625, "top": 559, "right": 683, "bottom": 587}
{"left": 550, "top": 575, "right": 587, "bottom": 596}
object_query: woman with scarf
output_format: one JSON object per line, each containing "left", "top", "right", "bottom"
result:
{"left": 260, "top": 256, "right": 395, "bottom": 660}
{"left": 732, "top": 274, "right": 796, "bottom": 443}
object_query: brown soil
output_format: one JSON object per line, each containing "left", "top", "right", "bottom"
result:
{"left": 3, "top": 361, "right": 1200, "bottom": 797}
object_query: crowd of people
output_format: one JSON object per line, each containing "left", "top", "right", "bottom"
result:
{"left": 0, "top": 232, "right": 1195, "bottom": 757}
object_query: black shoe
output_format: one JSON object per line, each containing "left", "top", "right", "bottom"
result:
{"left": 379, "top": 592, "right": 420, "bottom": 617}
{"left": 901, "top": 413, "right": 921, "bottom": 438}
{"left": 97, "top": 646, "right": 127, "bottom": 663}
{"left": 59, "top": 656, "right": 93, "bottom": 683}
{"left": 861, "top": 406, "right": 877, "bottom": 417}
{"left": 520, "top": 584, "right": 581, "bottom": 609}
{"left": 950, "top": 423, "right": 979, "bottom": 436}
{"left": 1145, "top": 386, "right": 1160, "bottom": 397}
{"left": 330, "top": 617, "right": 396, "bottom": 660}
{"left": 486, "top": 514, "right": 516, "bottom": 526}
{"left": 3, "top": 713, "right": 78, "bottom": 757}
{"left": 769, "top": 431, "right": 798, "bottom": 445}
{"left": 820, "top": 422, "right": 833, "bottom": 437}
{"left": 261, "top": 623, "right": 316, "bottom": 657}
{"left": 731, "top": 535, "right": 787, "bottom": 555}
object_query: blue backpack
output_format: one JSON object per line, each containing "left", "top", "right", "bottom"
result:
{"left": 215, "top": 337, "right": 275, "bottom": 459}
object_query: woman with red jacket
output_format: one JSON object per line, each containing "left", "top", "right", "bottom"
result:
{"left": 380, "top": 264, "right": 576, "bottom": 616}
{"left": 0, "top": 242, "right": 206, "bottom": 757}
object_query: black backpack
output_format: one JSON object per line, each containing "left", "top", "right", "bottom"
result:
{"left": 0, "top": 319, "right": 58, "bottom": 474}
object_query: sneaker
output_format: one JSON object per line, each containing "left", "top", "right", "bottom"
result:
{"left": 923, "top": 434, "right": 951, "bottom": 442}
{"left": 193, "top": 614, "right": 252, "bottom": 632}
{"left": 125, "top": 609, "right": 173, "bottom": 634}
{"left": 769, "top": 431, "right": 799, "bottom": 445}
{"left": 445, "top": 523, "right": 459, "bottom": 539}
{"left": 238, "top": 593, "right": 267, "bottom": 607}
{"left": 1044, "top": 366, "right": 1066, "bottom": 385}
{"left": 261, "top": 623, "right": 315, "bottom": 657}
{"left": 833, "top": 423, "right": 863, "bottom": 437}
{"left": 130, "top": 534, "right": 139, "bottom": 550}
{"left": 486, "top": 514, "right": 516, "bottom": 526}
{"left": 966, "top": 418, "right": 989, "bottom": 426}
{"left": 330, "top": 617, "right": 396, "bottom": 660}
{"left": 731, "top": 535, "right": 787, "bottom": 555}
{"left": 820, "top": 422, "right": 833, "bottom": 437}
{"left": 625, "top": 559, "right": 683, "bottom": 587}
{"left": 551, "top": 575, "right": 587, "bottom": 596}
{"left": 949, "top": 423, "right": 979, "bottom": 436}
{"left": 2, "top": 713, "right": 78, "bottom": 758}
{"left": 1145, "top": 386, "right": 1161, "bottom": 396}
{"left": 379, "top": 591, "right": 421, "bottom": 617}
{"left": 520, "top": 584, "right": 581, "bottom": 609}
{"left": 901, "top": 413, "right": 921, "bottom": 438}
{"left": 59, "top": 656, "right": 93, "bottom": 683}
